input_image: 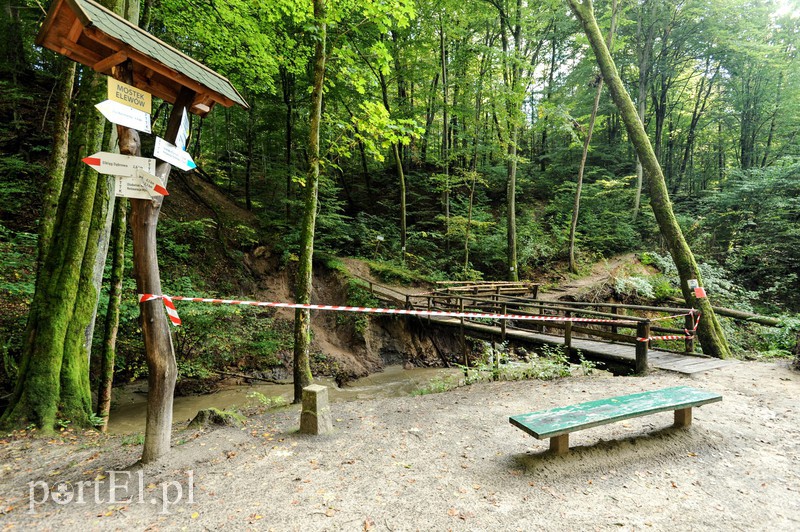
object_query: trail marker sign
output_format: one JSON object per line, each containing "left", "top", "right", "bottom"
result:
{"left": 175, "top": 108, "right": 190, "bottom": 150}
{"left": 137, "top": 169, "right": 169, "bottom": 197}
{"left": 154, "top": 137, "right": 196, "bottom": 171}
{"left": 108, "top": 77, "right": 152, "bottom": 114}
{"left": 96, "top": 99, "right": 152, "bottom": 134}
{"left": 114, "top": 175, "right": 152, "bottom": 199}
{"left": 112, "top": 170, "right": 168, "bottom": 200}
{"left": 82, "top": 152, "right": 156, "bottom": 177}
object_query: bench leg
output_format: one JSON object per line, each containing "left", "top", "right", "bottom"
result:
{"left": 674, "top": 407, "right": 692, "bottom": 427}
{"left": 550, "top": 434, "right": 569, "bottom": 455}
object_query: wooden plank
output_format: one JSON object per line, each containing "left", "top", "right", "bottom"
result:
{"left": 92, "top": 50, "right": 128, "bottom": 73}
{"left": 509, "top": 386, "right": 721, "bottom": 439}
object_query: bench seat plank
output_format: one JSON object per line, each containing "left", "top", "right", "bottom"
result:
{"left": 509, "top": 386, "right": 721, "bottom": 440}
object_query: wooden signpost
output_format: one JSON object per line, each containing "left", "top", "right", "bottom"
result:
{"left": 37, "top": 0, "right": 248, "bottom": 463}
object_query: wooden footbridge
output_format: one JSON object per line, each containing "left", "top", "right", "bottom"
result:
{"left": 353, "top": 277, "right": 735, "bottom": 375}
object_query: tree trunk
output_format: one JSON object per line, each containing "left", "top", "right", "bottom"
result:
{"left": 96, "top": 195, "right": 126, "bottom": 432}
{"left": 506, "top": 130, "right": 518, "bottom": 282}
{"left": 1, "top": 65, "right": 106, "bottom": 430}
{"left": 569, "top": 0, "right": 617, "bottom": 274}
{"left": 674, "top": 61, "right": 717, "bottom": 194}
{"left": 632, "top": 2, "right": 655, "bottom": 220}
{"left": 136, "top": 88, "right": 194, "bottom": 463}
{"left": 281, "top": 67, "right": 294, "bottom": 221}
{"left": 244, "top": 100, "right": 255, "bottom": 211}
{"left": 377, "top": 62, "right": 407, "bottom": 263}
{"left": 439, "top": 16, "right": 450, "bottom": 248}
{"left": 37, "top": 59, "right": 75, "bottom": 269}
{"left": 293, "top": 0, "right": 326, "bottom": 403}
{"left": 567, "top": 0, "right": 732, "bottom": 359}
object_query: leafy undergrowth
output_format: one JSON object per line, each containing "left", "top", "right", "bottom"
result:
{"left": 413, "top": 345, "right": 578, "bottom": 396}
{"left": 0, "top": 227, "right": 37, "bottom": 392}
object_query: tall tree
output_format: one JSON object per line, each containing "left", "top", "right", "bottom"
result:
{"left": 567, "top": 0, "right": 732, "bottom": 359}
{"left": 1, "top": 0, "right": 139, "bottom": 432}
{"left": 485, "top": 0, "right": 553, "bottom": 281}
{"left": 293, "top": 0, "right": 327, "bottom": 403}
{"left": 568, "top": 0, "right": 617, "bottom": 274}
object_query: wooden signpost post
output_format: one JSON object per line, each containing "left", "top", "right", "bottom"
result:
{"left": 37, "top": 0, "right": 248, "bottom": 463}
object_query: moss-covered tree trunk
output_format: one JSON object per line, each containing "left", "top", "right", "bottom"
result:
{"left": 37, "top": 59, "right": 75, "bottom": 269}
{"left": 293, "top": 0, "right": 326, "bottom": 403}
{"left": 96, "top": 197, "right": 126, "bottom": 432}
{"left": 567, "top": 0, "right": 732, "bottom": 359}
{"left": 1, "top": 65, "right": 107, "bottom": 430}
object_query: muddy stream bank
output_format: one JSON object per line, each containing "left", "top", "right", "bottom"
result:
{"left": 107, "top": 365, "right": 462, "bottom": 434}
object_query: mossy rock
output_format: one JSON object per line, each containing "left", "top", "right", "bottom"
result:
{"left": 188, "top": 408, "right": 245, "bottom": 429}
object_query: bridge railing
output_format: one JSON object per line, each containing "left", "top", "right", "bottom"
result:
{"left": 345, "top": 273, "right": 698, "bottom": 373}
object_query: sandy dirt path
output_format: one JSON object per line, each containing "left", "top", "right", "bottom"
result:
{"left": 1, "top": 360, "right": 798, "bottom": 531}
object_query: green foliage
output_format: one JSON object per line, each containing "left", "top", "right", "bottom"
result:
{"left": 411, "top": 375, "right": 461, "bottom": 396}
{"left": 121, "top": 433, "right": 145, "bottom": 446}
{"left": 690, "top": 164, "right": 800, "bottom": 310}
{"left": 247, "top": 391, "right": 288, "bottom": 409}
{"left": 367, "top": 260, "right": 427, "bottom": 285}
{"left": 343, "top": 278, "right": 379, "bottom": 336}
{"left": 157, "top": 218, "right": 214, "bottom": 262}
{"left": 414, "top": 344, "right": 572, "bottom": 395}
{"left": 0, "top": 226, "right": 37, "bottom": 389}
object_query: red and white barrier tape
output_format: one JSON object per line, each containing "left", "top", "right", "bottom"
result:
{"left": 637, "top": 311, "right": 701, "bottom": 343}
{"left": 637, "top": 334, "right": 695, "bottom": 342}
{"left": 137, "top": 293, "right": 639, "bottom": 328}
{"left": 138, "top": 294, "right": 182, "bottom": 326}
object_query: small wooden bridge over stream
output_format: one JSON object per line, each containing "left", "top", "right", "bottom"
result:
{"left": 353, "top": 277, "right": 735, "bottom": 376}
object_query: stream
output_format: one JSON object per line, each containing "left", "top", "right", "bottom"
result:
{"left": 107, "top": 365, "right": 462, "bottom": 434}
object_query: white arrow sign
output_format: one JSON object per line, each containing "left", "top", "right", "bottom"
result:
{"left": 114, "top": 175, "right": 153, "bottom": 199}
{"left": 176, "top": 107, "right": 190, "bottom": 150}
{"left": 96, "top": 99, "right": 152, "bottom": 134}
{"left": 154, "top": 136, "right": 196, "bottom": 171}
{"left": 82, "top": 151, "right": 156, "bottom": 177}
{"left": 112, "top": 170, "right": 168, "bottom": 200}
{"left": 136, "top": 169, "right": 169, "bottom": 197}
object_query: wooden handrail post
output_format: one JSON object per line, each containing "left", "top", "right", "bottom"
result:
{"left": 405, "top": 294, "right": 410, "bottom": 310}
{"left": 611, "top": 306, "right": 618, "bottom": 335}
{"left": 564, "top": 311, "right": 572, "bottom": 350}
{"left": 501, "top": 303, "right": 507, "bottom": 342}
{"left": 427, "top": 296, "right": 431, "bottom": 325}
{"left": 459, "top": 298, "right": 467, "bottom": 367}
{"left": 684, "top": 313, "right": 696, "bottom": 353}
{"left": 635, "top": 320, "right": 650, "bottom": 374}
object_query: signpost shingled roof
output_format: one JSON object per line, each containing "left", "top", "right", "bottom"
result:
{"left": 37, "top": 0, "right": 248, "bottom": 115}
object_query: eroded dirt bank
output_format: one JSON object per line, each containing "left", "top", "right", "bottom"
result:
{"left": 1, "top": 361, "right": 798, "bottom": 530}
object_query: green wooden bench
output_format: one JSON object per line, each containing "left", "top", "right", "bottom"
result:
{"left": 509, "top": 386, "right": 722, "bottom": 455}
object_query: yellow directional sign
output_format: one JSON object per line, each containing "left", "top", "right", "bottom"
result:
{"left": 107, "top": 77, "right": 152, "bottom": 114}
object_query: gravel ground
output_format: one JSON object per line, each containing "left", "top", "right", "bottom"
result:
{"left": 1, "top": 360, "right": 798, "bottom": 531}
